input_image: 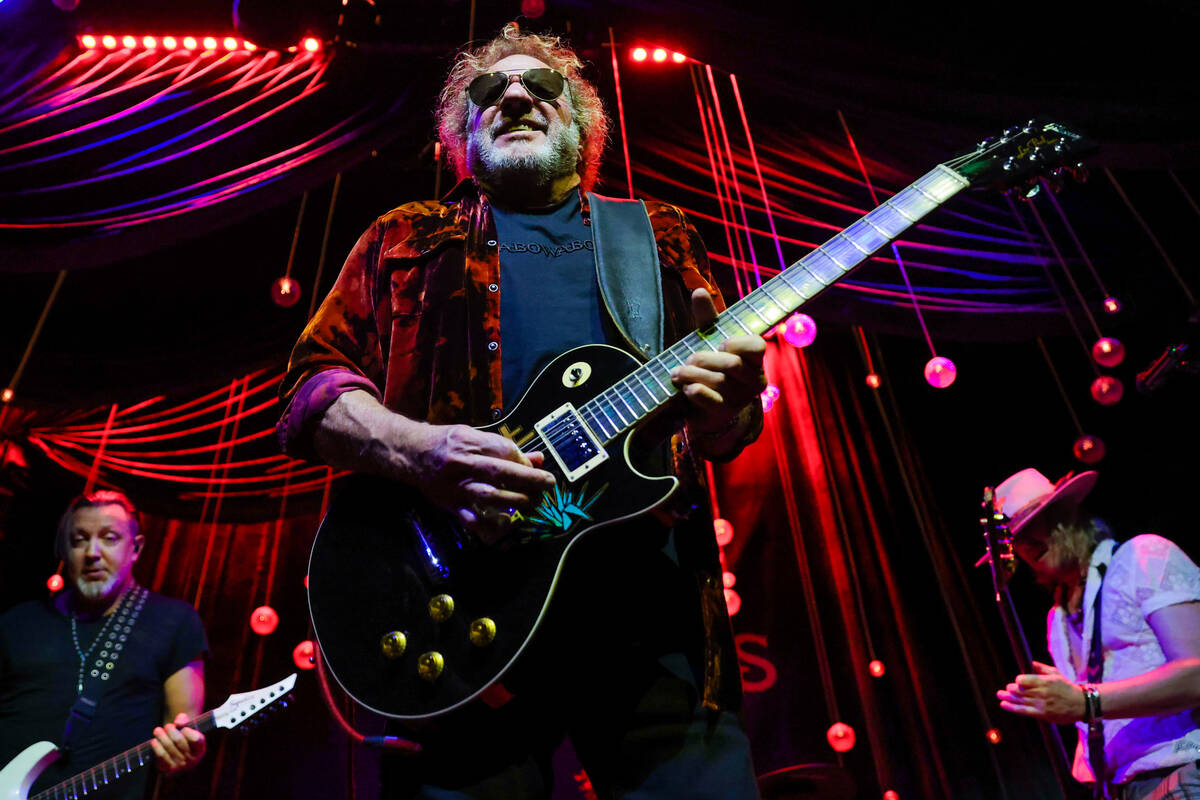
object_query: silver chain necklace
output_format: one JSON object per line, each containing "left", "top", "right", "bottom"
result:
{"left": 69, "top": 584, "right": 145, "bottom": 694}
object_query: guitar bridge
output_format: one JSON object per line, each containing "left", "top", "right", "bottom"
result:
{"left": 535, "top": 403, "right": 608, "bottom": 482}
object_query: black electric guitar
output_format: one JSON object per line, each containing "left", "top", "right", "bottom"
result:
{"left": 0, "top": 674, "right": 296, "bottom": 800}
{"left": 308, "top": 121, "right": 1095, "bottom": 720}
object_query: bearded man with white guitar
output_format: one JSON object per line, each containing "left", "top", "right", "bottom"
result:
{"left": 0, "top": 490, "right": 208, "bottom": 800}
{"left": 280, "top": 21, "right": 766, "bottom": 800}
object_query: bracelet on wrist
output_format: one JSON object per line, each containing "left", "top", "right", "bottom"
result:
{"left": 1080, "top": 684, "right": 1102, "bottom": 722}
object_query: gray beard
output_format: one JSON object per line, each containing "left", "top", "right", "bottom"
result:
{"left": 75, "top": 573, "right": 120, "bottom": 604}
{"left": 467, "top": 121, "right": 581, "bottom": 199}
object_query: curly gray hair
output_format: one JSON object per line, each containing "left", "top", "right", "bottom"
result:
{"left": 435, "top": 23, "right": 610, "bottom": 192}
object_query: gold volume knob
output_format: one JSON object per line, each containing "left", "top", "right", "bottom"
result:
{"left": 468, "top": 617, "right": 496, "bottom": 647}
{"left": 380, "top": 631, "right": 407, "bottom": 659}
{"left": 417, "top": 651, "right": 444, "bottom": 681}
{"left": 428, "top": 594, "right": 455, "bottom": 622}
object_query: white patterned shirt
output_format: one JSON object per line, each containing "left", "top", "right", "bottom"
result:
{"left": 1047, "top": 535, "right": 1200, "bottom": 784}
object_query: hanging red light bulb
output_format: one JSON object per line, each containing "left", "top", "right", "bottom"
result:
{"left": 1092, "top": 337, "right": 1125, "bottom": 368}
{"left": 293, "top": 640, "right": 316, "bottom": 670}
{"left": 249, "top": 605, "right": 279, "bottom": 635}
{"left": 1102, "top": 296, "right": 1121, "bottom": 314}
{"left": 868, "top": 659, "right": 885, "bottom": 678}
{"left": 47, "top": 574, "right": 65, "bottom": 592}
{"left": 1073, "top": 434, "right": 1106, "bottom": 464}
{"left": 924, "top": 356, "right": 957, "bottom": 388}
{"left": 713, "top": 518, "right": 734, "bottom": 546}
{"left": 826, "top": 722, "right": 856, "bottom": 753}
{"left": 272, "top": 276, "right": 301, "bottom": 308}
{"left": 883, "top": 792, "right": 900, "bottom": 800}
{"left": 777, "top": 313, "right": 817, "bottom": 348}
{"left": 723, "top": 588, "right": 741, "bottom": 616}
{"left": 986, "top": 727, "right": 1003, "bottom": 744}
{"left": 1090, "top": 375, "right": 1124, "bottom": 406}
{"left": 865, "top": 373, "right": 881, "bottom": 389}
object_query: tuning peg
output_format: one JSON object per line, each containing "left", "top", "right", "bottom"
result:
{"left": 976, "top": 136, "right": 995, "bottom": 151}
{"left": 1002, "top": 156, "right": 1017, "bottom": 172}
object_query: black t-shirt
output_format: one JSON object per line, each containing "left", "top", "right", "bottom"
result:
{"left": 0, "top": 591, "right": 208, "bottom": 800}
{"left": 492, "top": 192, "right": 609, "bottom": 406}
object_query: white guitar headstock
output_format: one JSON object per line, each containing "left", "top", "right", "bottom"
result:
{"left": 211, "top": 673, "right": 297, "bottom": 730}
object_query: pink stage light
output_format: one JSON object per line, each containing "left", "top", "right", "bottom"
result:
{"left": 1102, "top": 296, "right": 1122, "bottom": 314}
{"left": 122, "top": 35, "right": 136, "bottom": 49}
{"left": 778, "top": 313, "right": 817, "bottom": 347}
{"left": 223, "top": 37, "right": 239, "bottom": 51}
{"left": 924, "top": 356, "right": 957, "bottom": 389}
{"left": 652, "top": 48, "right": 667, "bottom": 62}
{"left": 102, "top": 35, "right": 118, "bottom": 49}
{"left": 303, "top": 37, "right": 321, "bottom": 52}
{"left": 723, "top": 587, "right": 741, "bottom": 616}
{"left": 722, "top": 570, "right": 737, "bottom": 588}
{"left": 631, "top": 47, "right": 647, "bottom": 62}
{"left": 163, "top": 36, "right": 177, "bottom": 49}
{"left": 183, "top": 36, "right": 198, "bottom": 50}
{"left": 760, "top": 384, "right": 780, "bottom": 412}
{"left": 202, "top": 37, "right": 218, "bottom": 50}
{"left": 142, "top": 36, "right": 157, "bottom": 49}
{"left": 244, "top": 41, "right": 257, "bottom": 51}
{"left": 671, "top": 52, "right": 686, "bottom": 63}
{"left": 80, "top": 35, "right": 97, "bottom": 49}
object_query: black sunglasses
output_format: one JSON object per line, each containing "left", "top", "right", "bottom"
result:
{"left": 467, "top": 68, "right": 566, "bottom": 108}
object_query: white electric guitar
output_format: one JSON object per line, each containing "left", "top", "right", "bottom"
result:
{"left": 0, "top": 673, "right": 296, "bottom": 800}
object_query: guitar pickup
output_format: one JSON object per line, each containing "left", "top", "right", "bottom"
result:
{"left": 535, "top": 403, "right": 608, "bottom": 482}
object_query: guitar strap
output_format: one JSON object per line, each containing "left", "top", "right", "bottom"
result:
{"left": 1087, "top": 541, "right": 1122, "bottom": 799}
{"left": 586, "top": 192, "right": 664, "bottom": 360}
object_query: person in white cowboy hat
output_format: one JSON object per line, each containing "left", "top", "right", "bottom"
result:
{"left": 993, "top": 467, "right": 1200, "bottom": 800}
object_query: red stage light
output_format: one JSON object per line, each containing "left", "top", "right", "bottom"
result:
{"left": 723, "top": 587, "right": 741, "bottom": 616}
{"left": 1102, "top": 296, "right": 1122, "bottom": 314}
{"left": 223, "top": 37, "right": 238, "bottom": 51}
{"left": 0, "top": 388, "right": 12, "bottom": 404}
{"left": 986, "top": 727, "right": 1003, "bottom": 744}
{"left": 1092, "top": 337, "right": 1125, "bottom": 368}
{"left": 143, "top": 36, "right": 157, "bottom": 49}
{"left": 244, "top": 41, "right": 257, "bottom": 51}
{"left": 652, "top": 48, "right": 667, "bottom": 62}
{"left": 122, "top": 35, "right": 137, "bottom": 49}
{"left": 722, "top": 570, "right": 736, "bottom": 588}
{"left": 249, "top": 605, "right": 279, "bottom": 635}
{"left": 183, "top": 36, "right": 198, "bottom": 50}
{"left": 47, "top": 574, "right": 65, "bottom": 592}
{"left": 80, "top": 35, "right": 97, "bottom": 49}
{"left": 304, "top": 574, "right": 309, "bottom": 589}
{"left": 293, "top": 640, "right": 316, "bottom": 670}
{"left": 1074, "top": 433, "right": 1106, "bottom": 465}
{"left": 671, "top": 52, "right": 686, "bottom": 63}
{"left": 868, "top": 659, "right": 885, "bottom": 677}
{"left": 203, "top": 37, "right": 218, "bottom": 50}
{"left": 1090, "top": 375, "right": 1123, "bottom": 406}
{"left": 631, "top": 47, "right": 647, "bottom": 62}
{"left": 713, "top": 518, "right": 734, "bottom": 546}
{"left": 826, "top": 721, "right": 856, "bottom": 753}
{"left": 163, "top": 36, "right": 177, "bottom": 49}
{"left": 865, "top": 373, "right": 882, "bottom": 389}
{"left": 102, "top": 35, "right": 117, "bottom": 49}
{"left": 883, "top": 792, "right": 900, "bottom": 800}
{"left": 272, "top": 276, "right": 301, "bottom": 307}
{"left": 302, "top": 37, "right": 321, "bottom": 52}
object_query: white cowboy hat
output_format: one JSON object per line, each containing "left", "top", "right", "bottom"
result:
{"left": 993, "top": 467, "right": 1098, "bottom": 536}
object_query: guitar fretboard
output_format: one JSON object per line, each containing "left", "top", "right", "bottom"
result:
{"left": 577, "top": 164, "right": 969, "bottom": 443}
{"left": 32, "top": 712, "right": 215, "bottom": 800}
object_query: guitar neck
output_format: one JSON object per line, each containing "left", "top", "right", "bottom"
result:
{"left": 578, "top": 165, "right": 969, "bottom": 443}
{"left": 32, "top": 712, "right": 215, "bottom": 800}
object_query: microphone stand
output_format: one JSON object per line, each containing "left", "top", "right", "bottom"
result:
{"left": 980, "top": 488, "right": 1076, "bottom": 799}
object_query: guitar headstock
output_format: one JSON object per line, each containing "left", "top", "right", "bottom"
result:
{"left": 948, "top": 120, "right": 1097, "bottom": 197}
{"left": 211, "top": 673, "right": 297, "bottom": 731}
{"left": 978, "top": 487, "right": 1017, "bottom": 590}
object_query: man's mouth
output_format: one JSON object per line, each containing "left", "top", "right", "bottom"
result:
{"left": 496, "top": 120, "right": 546, "bottom": 137}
